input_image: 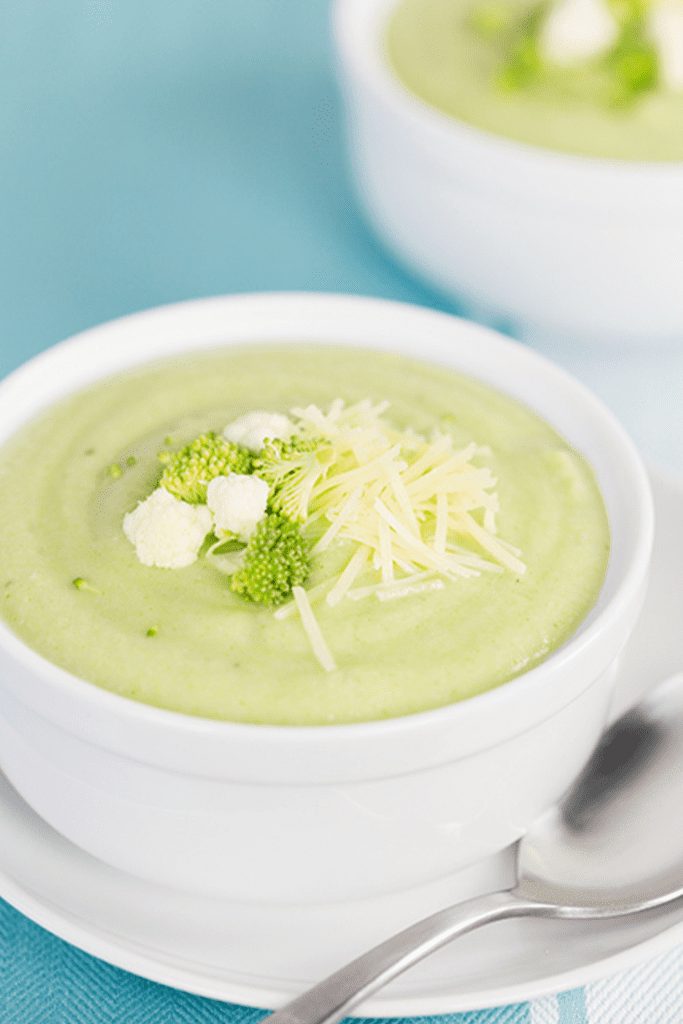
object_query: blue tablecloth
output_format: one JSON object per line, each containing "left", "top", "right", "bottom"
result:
{"left": 2, "top": 2, "right": 683, "bottom": 1021}
{"left": 5, "top": 888, "right": 683, "bottom": 1023}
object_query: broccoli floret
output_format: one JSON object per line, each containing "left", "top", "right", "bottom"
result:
{"left": 254, "top": 437, "right": 332, "bottom": 522}
{"left": 158, "top": 432, "right": 252, "bottom": 503}
{"left": 230, "top": 513, "right": 310, "bottom": 607}
{"left": 72, "top": 577, "right": 102, "bottom": 594}
{"left": 480, "top": 0, "right": 659, "bottom": 108}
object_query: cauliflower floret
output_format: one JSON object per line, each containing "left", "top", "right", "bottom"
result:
{"left": 223, "top": 411, "right": 296, "bottom": 453}
{"left": 123, "top": 487, "right": 213, "bottom": 568}
{"left": 206, "top": 473, "right": 269, "bottom": 541}
{"left": 539, "top": 0, "right": 618, "bottom": 66}
{"left": 649, "top": 1, "right": 683, "bottom": 91}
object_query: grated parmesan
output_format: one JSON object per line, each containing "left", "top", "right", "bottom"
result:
{"left": 292, "top": 586, "right": 336, "bottom": 672}
{"left": 326, "top": 544, "right": 370, "bottom": 606}
{"left": 271, "top": 399, "right": 525, "bottom": 670}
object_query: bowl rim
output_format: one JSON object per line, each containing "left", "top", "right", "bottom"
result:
{"left": 331, "top": 0, "right": 683, "bottom": 178}
{"left": 0, "top": 292, "right": 654, "bottom": 780}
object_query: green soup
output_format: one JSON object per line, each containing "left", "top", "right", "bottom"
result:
{"left": 0, "top": 345, "right": 610, "bottom": 725}
{"left": 386, "top": 0, "right": 683, "bottom": 161}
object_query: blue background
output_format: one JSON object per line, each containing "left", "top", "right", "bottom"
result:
{"left": 0, "top": 0, "right": 457, "bottom": 376}
{"left": 1, "top": 2, "right": 683, "bottom": 1022}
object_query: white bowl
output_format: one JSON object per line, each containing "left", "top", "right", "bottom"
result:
{"left": 0, "top": 293, "right": 653, "bottom": 903}
{"left": 332, "top": 0, "right": 683, "bottom": 347}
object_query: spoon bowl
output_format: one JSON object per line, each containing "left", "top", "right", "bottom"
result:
{"left": 264, "top": 673, "right": 683, "bottom": 1024}
{"left": 518, "top": 672, "right": 683, "bottom": 912}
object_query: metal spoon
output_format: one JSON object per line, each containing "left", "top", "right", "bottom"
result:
{"left": 263, "top": 673, "right": 683, "bottom": 1024}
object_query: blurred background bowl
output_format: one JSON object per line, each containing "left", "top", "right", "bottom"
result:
{"left": 332, "top": 0, "right": 683, "bottom": 348}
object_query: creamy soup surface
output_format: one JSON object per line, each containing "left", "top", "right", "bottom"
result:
{"left": 0, "top": 345, "right": 610, "bottom": 725}
{"left": 386, "top": 0, "right": 683, "bottom": 160}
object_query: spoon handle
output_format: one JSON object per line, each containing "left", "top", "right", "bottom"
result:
{"left": 262, "top": 889, "right": 548, "bottom": 1024}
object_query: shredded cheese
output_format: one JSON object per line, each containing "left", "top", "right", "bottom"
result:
{"left": 378, "top": 515, "right": 394, "bottom": 584}
{"left": 347, "top": 570, "right": 444, "bottom": 601}
{"left": 434, "top": 491, "right": 448, "bottom": 554}
{"left": 377, "top": 577, "right": 445, "bottom": 601}
{"left": 326, "top": 544, "right": 370, "bottom": 606}
{"left": 273, "top": 577, "right": 339, "bottom": 619}
{"left": 311, "top": 486, "right": 363, "bottom": 554}
{"left": 270, "top": 399, "right": 525, "bottom": 671}
{"left": 292, "top": 586, "right": 336, "bottom": 672}
{"left": 298, "top": 402, "right": 524, "bottom": 598}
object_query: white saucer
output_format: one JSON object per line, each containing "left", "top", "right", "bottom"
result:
{"left": 2, "top": 466, "right": 683, "bottom": 1016}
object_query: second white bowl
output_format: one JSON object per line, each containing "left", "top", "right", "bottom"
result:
{"left": 332, "top": 0, "right": 683, "bottom": 347}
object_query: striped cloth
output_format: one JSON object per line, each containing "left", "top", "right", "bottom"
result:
{"left": 3, "top": 897, "right": 683, "bottom": 1024}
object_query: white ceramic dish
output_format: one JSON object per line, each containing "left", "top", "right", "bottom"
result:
{"left": 0, "top": 468, "right": 680, "bottom": 1014}
{"left": 0, "top": 293, "right": 652, "bottom": 904}
{"left": 331, "top": 0, "right": 683, "bottom": 347}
